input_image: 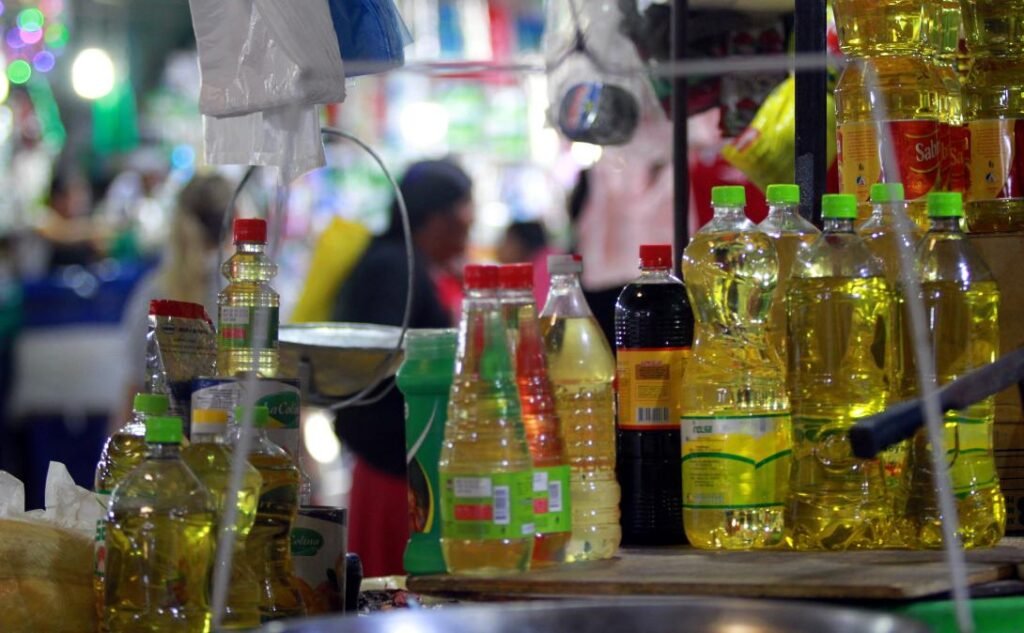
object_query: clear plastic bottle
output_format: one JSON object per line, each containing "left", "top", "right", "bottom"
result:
{"left": 237, "top": 405, "right": 306, "bottom": 620}
{"left": 440, "top": 264, "right": 534, "bottom": 574}
{"left": 95, "top": 393, "right": 170, "bottom": 498}
{"left": 102, "top": 416, "right": 215, "bottom": 633}
{"left": 680, "top": 185, "right": 791, "bottom": 550}
{"left": 758, "top": 184, "right": 820, "bottom": 370}
{"left": 786, "top": 193, "right": 894, "bottom": 551}
{"left": 218, "top": 218, "right": 279, "bottom": 377}
{"left": 498, "top": 263, "right": 571, "bottom": 567}
{"left": 540, "top": 255, "right": 621, "bottom": 561}
{"left": 961, "top": 0, "right": 1024, "bottom": 58}
{"left": 182, "top": 409, "right": 263, "bottom": 629}
{"left": 902, "top": 192, "right": 1005, "bottom": 548}
{"left": 832, "top": 0, "right": 926, "bottom": 58}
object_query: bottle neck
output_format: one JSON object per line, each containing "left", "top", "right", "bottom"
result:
{"left": 235, "top": 241, "right": 266, "bottom": 255}
{"left": 639, "top": 266, "right": 676, "bottom": 281}
{"left": 712, "top": 204, "right": 746, "bottom": 220}
{"left": 190, "top": 432, "right": 226, "bottom": 445}
{"left": 823, "top": 218, "right": 855, "bottom": 233}
{"left": 146, "top": 443, "right": 182, "bottom": 459}
{"left": 766, "top": 203, "right": 799, "bottom": 219}
{"left": 544, "top": 272, "right": 592, "bottom": 317}
{"left": 928, "top": 217, "right": 962, "bottom": 234}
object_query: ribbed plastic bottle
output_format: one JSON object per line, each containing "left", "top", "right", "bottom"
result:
{"left": 498, "top": 263, "right": 572, "bottom": 566}
{"left": 540, "top": 255, "right": 621, "bottom": 561}
{"left": 440, "top": 264, "right": 535, "bottom": 574}
{"left": 902, "top": 191, "right": 1005, "bottom": 548}
{"left": 758, "top": 184, "right": 820, "bottom": 370}
{"left": 238, "top": 405, "right": 306, "bottom": 620}
{"left": 925, "top": 0, "right": 968, "bottom": 195}
{"left": 218, "top": 218, "right": 280, "bottom": 377}
{"left": 95, "top": 393, "right": 171, "bottom": 499}
{"left": 102, "top": 416, "right": 215, "bottom": 633}
{"left": 680, "top": 185, "right": 791, "bottom": 550}
{"left": 182, "top": 409, "right": 263, "bottom": 629}
{"left": 786, "top": 193, "right": 894, "bottom": 551}
{"left": 614, "top": 244, "right": 691, "bottom": 545}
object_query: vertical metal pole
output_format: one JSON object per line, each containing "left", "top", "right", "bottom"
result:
{"left": 672, "top": 0, "right": 689, "bottom": 268}
{"left": 794, "top": 0, "right": 828, "bottom": 225}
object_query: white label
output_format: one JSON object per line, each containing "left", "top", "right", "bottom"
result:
{"left": 493, "top": 485, "right": 510, "bottom": 524}
{"left": 454, "top": 476, "right": 492, "bottom": 498}
{"left": 522, "top": 522, "right": 535, "bottom": 536}
{"left": 220, "top": 306, "right": 250, "bottom": 325}
{"left": 532, "top": 470, "right": 548, "bottom": 494}
{"left": 682, "top": 416, "right": 779, "bottom": 441}
{"left": 548, "top": 479, "right": 563, "bottom": 513}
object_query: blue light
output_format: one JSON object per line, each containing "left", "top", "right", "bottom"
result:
{"left": 171, "top": 144, "right": 195, "bottom": 171}
{"left": 33, "top": 51, "right": 54, "bottom": 72}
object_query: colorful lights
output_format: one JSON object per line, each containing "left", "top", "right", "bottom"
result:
{"left": 32, "top": 49, "right": 52, "bottom": 72}
{"left": 43, "top": 23, "right": 66, "bottom": 47}
{"left": 71, "top": 47, "right": 114, "bottom": 99}
{"left": 0, "top": 4, "right": 68, "bottom": 92}
{"left": 20, "top": 27, "right": 41, "bottom": 45}
{"left": 7, "top": 58, "right": 29, "bottom": 84}
{"left": 17, "top": 8, "right": 43, "bottom": 32}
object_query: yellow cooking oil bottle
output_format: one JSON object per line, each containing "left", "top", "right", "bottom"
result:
{"left": 238, "top": 405, "right": 306, "bottom": 620}
{"left": 758, "top": 183, "right": 819, "bottom": 372}
{"left": 182, "top": 409, "right": 263, "bottom": 629}
{"left": 102, "top": 416, "right": 216, "bottom": 633}
{"left": 540, "top": 255, "right": 621, "bottom": 561}
{"left": 902, "top": 192, "right": 1005, "bottom": 548}
{"left": 440, "top": 264, "right": 534, "bottom": 574}
{"left": 786, "top": 194, "right": 894, "bottom": 551}
{"left": 924, "top": 0, "right": 969, "bottom": 195}
{"left": 218, "top": 218, "right": 280, "bottom": 377}
{"left": 680, "top": 185, "right": 791, "bottom": 550}
{"left": 95, "top": 393, "right": 171, "bottom": 500}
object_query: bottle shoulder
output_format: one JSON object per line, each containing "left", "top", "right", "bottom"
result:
{"left": 796, "top": 232, "right": 886, "bottom": 279}
{"left": 108, "top": 458, "right": 213, "bottom": 513}
{"left": 917, "top": 233, "right": 996, "bottom": 284}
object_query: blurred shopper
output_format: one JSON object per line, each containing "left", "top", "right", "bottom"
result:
{"left": 332, "top": 158, "right": 473, "bottom": 576}
{"left": 37, "top": 170, "right": 102, "bottom": 271}
{"left": 496, "top": 220, "right": 556, "bottom": 306}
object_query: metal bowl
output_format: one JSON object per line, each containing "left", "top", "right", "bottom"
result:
{"left": 261, "top": 598, "right": 930, "bottom": 633}
{"left": 278, "top": 323, "right": 405, "bottom": 400}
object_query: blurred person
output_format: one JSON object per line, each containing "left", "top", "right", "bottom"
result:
{"left": 332, "top": 158, "right": 473, "bottom": 577}
{"left": 37, "top": 170, "right": 103, "bottom": 271}
{"left": 496, "top": 220, "right": 557, "bottom": 307}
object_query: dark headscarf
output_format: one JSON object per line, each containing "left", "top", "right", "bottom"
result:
{"left": 383, "top": 159, "right": 472, "bottom": 239}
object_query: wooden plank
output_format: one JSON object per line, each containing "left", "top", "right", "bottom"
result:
{"left": 408, "top": 543, "right": 1024, "bottom": 602}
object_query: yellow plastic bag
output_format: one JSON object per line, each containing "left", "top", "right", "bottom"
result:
{"left": 290, "top": 217, "right": 372, "bottom": 323}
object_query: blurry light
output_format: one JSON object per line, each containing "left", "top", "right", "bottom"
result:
{"left": 398, "top": 101, "right": 449, "bottom": 151}
{"left": 71, "top": 48, "right": 115, "bottom": 100}
{"left": 303, "top": 410, "right": 341, "bottom": 464}
{"left": 17, "top": 8, "right": 43, "bottom": 32}
{"left": 6, "top": 29, "right": 23, "bottom": 49}
{"left": 0, "top": 106, "right": 12, "bottom": 140}
{"left": 170, "top": 144, "right": 195, "bottom": 171}
{"left": 7, "top": 59, "right": 31, "bottom": 84}
{"left": 0, "top": 74, "right": 8, "bottom": 104}
{"left": 570, "top": 142, "right": 603, "bottom": 167}
{"left": 20, "top": 27, "right": 42, "bottom": 45}
{"left": 32, "top": 50, "right": 54, "bottom": 72}
{"left": 0, "top": 2, "right": 6, "bottom": 17}
{"left": 44, "top": 23, "right": 67, "bottom": 47}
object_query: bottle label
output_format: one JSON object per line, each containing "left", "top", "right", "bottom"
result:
{"left": 616, "top": 348, "right": 688, "bottom": 431}
{"left": 941, "top": 123, "right": 970, "bottom": 193}
{"left": 441, "top": 471, "right": 535, "bottom": 540}
{"left": 946, "top": 415, "right": 999, "bottom": 496}
{"left": 837, "top": 119, "right": 941, "bottom": 202}
{"left": 967, "top": 118, "right": 1024, "bottom": 201}
{"left": 680, "top": 414, "right": 792, "bottom": 509}
{"left": 94, "top": 519, "right": 107, "bottom": 580}
{"left": 217, "top": 305, "right": 279, "bottom": 350}
{"left": 532, "top": 465, "right": 572, "bottom": 535}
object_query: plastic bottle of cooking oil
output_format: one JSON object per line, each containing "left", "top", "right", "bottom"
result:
{"left": 95, "top": 393, "right": 170, "bottom": 499}
{"left": 182, "top": 409, "right": 263, "bottom": 629}
{"left": 102, "top": 416, "right": 215, "bottom": 633}
{"left": 786, "top": 193, "right": 894, "bottom": 551}
{"left": 498, "top": 263, "right": 571, "bottom": 567}
{"left": 758, "top": 184, "right": 819, "bottom": 370}
{"left": 902, "top": 192, "right": 1005, "bottom": 548}
{"left": 440, "top": 264, "right": 534, "bottom": 574}
{"left": 218, "top": 218, "right": 279, "bottom": 377}
{"left": 961, "top": 0, "right": 1024, "bottom": 58}
{"left": 923, "top": 0, "right": 968, "bottom": 195}
{"left": 540, "top": 255, "right": 621, "bottom": 561}
{"left": 237, "top": 405, "right": 306, "bottom": 620}
{"left": 680, "top": 185, "right": 790, "bottom": 550}
{"left": 832, "top": 0, "right": 925, "bottom": 58}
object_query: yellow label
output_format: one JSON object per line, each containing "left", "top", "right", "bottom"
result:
{"left": 968, "top": 118, "right": 1024, "bottom": 202}
{"left": 616, "top": 348, "right": 688, "bottom": 430}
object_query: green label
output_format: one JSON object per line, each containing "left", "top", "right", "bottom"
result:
{"left": 946, "top": 416, "right": 999, "bottom": 496}
{"left": 441, "top": 471, "right": 534, "bottom": 540}
{"left": 218, "top": 306, "right": 279, "bottom": 350}
{"left": 259, "top": 391, "right": 300, "bottom": 430}
{"left": 290, "top": 528, "right": 324, "bottom": 556}
{"left": 532, "top": 465, "right": 572, "bottom": 535}
{"left": 94, "top": 519, "right": 107, "bottom": 579}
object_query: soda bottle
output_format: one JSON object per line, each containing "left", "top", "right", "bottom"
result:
{"left": 758, "top": 184, "right": 820, "bottom": 369}
{"left": 102, "top": 416, "right": 215, "bottom": 633}
{"left": 902, "top": 192, "right": 1005, "bottom": 548}
{"left": 680, "top": 185, "right": 790, "bottom": 550}
{"left": 961, "top": 0, "right": 1024, "bottom": 58}
{"left": 218, "top": 218, "right": 279, "bottom": 377}
{"left": 832, "top": 0, "right": 926, "bottom": 58}
{"left": 540, "top": 255, "right": 621, "bottom": 561}
{"left": 440, "top": 264, "right": 534, "bottom": 574}
{"left": 398, "top": 328, "right": 458, "bottom": 576}
{"left": 95, "top": 393, "right": 170, "bottom": 499}
{"left": 613, "top": 244, "right": 691, "bottom": 545}
{"left": 498, "top": 263, "right": 572, "bottom": 566}
{"left": 786, "top": 193, "right": 894, "bottom": 551}
{"left": 237, "top": 405, "right": 306, "bottom": 620}
{"left": 182, "top": 409, "right": 263, "bottom": 629}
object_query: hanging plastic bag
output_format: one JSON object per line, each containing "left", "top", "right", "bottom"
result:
{"left": 328, "top": 0, "right": 411, "bottom": 78}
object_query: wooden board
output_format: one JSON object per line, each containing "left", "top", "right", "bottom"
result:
{"left": 408, "top": 541, "right": 1024, "bottom": 602}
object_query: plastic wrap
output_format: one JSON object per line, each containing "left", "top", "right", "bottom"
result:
{"left": 145, "top": 299, "right": 217, "bottom": 421}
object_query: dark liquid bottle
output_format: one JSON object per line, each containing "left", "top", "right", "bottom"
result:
{"left": 614, "top": 244, "right": 694, "bottom": 545}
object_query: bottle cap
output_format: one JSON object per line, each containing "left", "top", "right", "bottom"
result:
{"left": 145, "top": 416, "right": 184, "bottom": 444}
{"left": 711, "top": 185, "right": 746, "bottom": 206}
{"left": 233, "top": 218, "right": 267, "bottom": 244}
{"left": 927, "top": 192, "right": 964, "bottom": 218}
{"left": 133, "top": 393, "right": 170, "bottom": 417}
{"left": 639, "top": 244, "right": 672, "bottom": 269}
{"left": 821, "top": 194, "right": 858, "bottom": 219}
{"left": 234, "top": 405, "right": 271, "bottom": 428}
{"left": 548, "top": 254, "right": 583, "bottom": 275}
{"left": 497, "top": 263, "right": 533, "bottom": 290}
{"left": 765, "top": 184, "right": 800, "bottom": 205}
{"left": 870, "top": 183, "right": 905, "bottom": 203}
{"left": 464, "top": 264, "right": 499, "bottom": 290}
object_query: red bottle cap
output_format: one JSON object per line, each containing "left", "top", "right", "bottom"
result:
{"left": 233, "top": 218, "right": 267, "bottom": 244}
{"left": 464, "top": 264, "right": 499, "bottom": 290}
{"left": 498, "top": 263, "right": 533, "bottom": 290}
{"left": 639, "top": 244, "right": 672, "bottom": 269}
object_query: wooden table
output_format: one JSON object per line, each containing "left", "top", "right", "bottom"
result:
{"left": 408, "top": 539, "right": 1024, "bottom": 602}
